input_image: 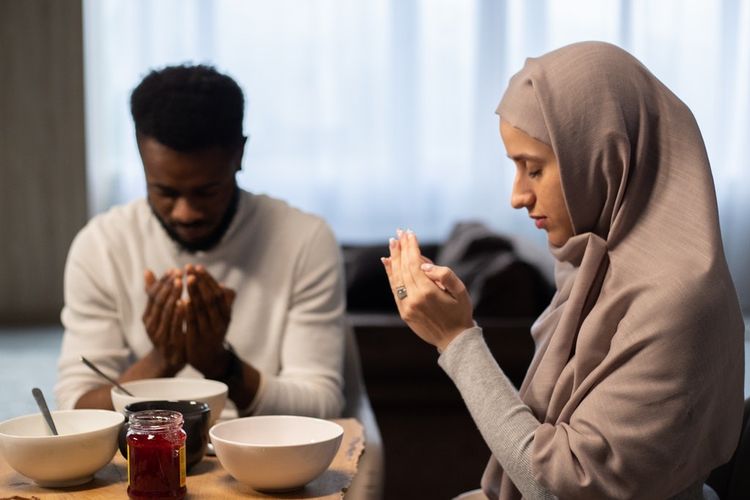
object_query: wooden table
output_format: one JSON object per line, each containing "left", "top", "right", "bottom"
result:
{"left": 0, "top": 418, "right": 364, "bottom": 499}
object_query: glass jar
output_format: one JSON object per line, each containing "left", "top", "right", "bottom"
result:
{"left": 127, "top": 410, "right": 187, "bottom": 500}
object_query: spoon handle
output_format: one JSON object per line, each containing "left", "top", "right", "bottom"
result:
{"left": 81, "top": 356, "right": 135, "bottom": 396}
{"left": 32, "top": 387, "right": 58, "bottom": 436}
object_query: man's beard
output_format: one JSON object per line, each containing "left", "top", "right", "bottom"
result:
{"left": 151, "top": 187, "right": 240, "bottom": 253}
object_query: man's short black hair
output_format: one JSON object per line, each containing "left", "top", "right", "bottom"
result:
{"left": 130, "top": 64, "right": 245, "bottom": 152}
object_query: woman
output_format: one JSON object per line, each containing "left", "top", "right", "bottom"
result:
{"left": 382, "top": 42, "right": 744, "bottom": 499}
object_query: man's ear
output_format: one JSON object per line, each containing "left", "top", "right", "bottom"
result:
{"left": 233, "top": 136, "right": 247, "bottom": 172}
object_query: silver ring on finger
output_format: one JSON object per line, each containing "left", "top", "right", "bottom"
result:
{"left": 396, "top": 285, "right": 408, "bottom": 300}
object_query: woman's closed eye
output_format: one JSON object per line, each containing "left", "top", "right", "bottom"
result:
{"left": 518, "top": 158, "right": 543, "bottom": 179}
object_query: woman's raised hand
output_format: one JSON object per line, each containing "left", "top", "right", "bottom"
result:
{"left": 382, "top": 230, "right": 475, "bottom": 352}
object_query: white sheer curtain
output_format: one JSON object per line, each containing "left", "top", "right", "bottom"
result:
{"left": 83, "top": 0, "right": 750, "bottom": 312}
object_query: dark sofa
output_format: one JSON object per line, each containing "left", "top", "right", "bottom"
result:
{"left": 343, "top": 224, "right": 553, "bottom": 499}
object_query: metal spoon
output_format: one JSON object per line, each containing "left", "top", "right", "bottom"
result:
{"left": 80, "top": 356, "right": 135, "bottom": 396}
{"left": 31, "top": 387, "right": 58, "bottom": 436}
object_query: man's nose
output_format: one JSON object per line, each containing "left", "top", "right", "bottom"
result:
{"left": 170, "top": 197, "right": 202, "bottom": 223}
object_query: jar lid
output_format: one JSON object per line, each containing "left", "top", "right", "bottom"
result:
{"left": 129, "top": 409, "right": 184, "bottom": 431}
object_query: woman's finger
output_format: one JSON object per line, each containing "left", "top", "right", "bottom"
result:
{"left": 381, "top": 257, "right": 393, "bottom": 282}
{"left": 387, "top": 236, "right": 411, "bottom": 306}
{"left": 401, "top": 230, "right": 432, "bottom": 292}
{"left": 388, "top": 236, "right": 404, "bottom": 290}
{"left": 421, "top": 263, "right": 467, "bottom": 298}
{"left": 398, "top": 232, "right": 420, "bottom": 295}
{"left": 420, "top": 262, "right": 447, "bottom": 291}
{"left": 382, "top": 256, "right": 407, "bottom": 303}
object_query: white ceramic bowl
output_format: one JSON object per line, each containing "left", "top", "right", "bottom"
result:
{"left": 210, "top": 415, "right": 343, "bottom": 492}
{"left": 111, "top": 378, "right": 227, "bottom": 424}
{"left": 0, "top": 409, "right": 124, "bottom": 487}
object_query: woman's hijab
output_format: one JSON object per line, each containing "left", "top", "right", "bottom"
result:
{"left": 489, "top": 41, "right": 744, "bottom": 499}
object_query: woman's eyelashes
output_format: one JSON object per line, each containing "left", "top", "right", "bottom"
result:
{"left": 514, "top": 159, "right": 543, "bottom": 179}
{"left": 526, "top": 162, "right": 543, "bottom": 179}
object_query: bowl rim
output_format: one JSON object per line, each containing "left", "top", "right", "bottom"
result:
{"left": 0, "top": 409, "right": 124, "bottom": 440}
{"left": 111, "top": 377, "right": 228, "bottom": 397}
{"left": 209, "top": 415, "right": 344, "bottom": 448}
{"left": 123, "top": 399, "right": 211, "bottom": 412}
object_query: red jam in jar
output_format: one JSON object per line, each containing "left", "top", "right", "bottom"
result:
{"left": 127, "top": 410, "right": 186, "bottom": 500}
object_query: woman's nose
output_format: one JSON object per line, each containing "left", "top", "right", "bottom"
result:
{"left": 511, "top": 177, "right": 534, "bottom": 209}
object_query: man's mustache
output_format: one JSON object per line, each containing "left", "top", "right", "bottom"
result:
{"left": 170, "top": 220, "right": 209, "bottom": 229}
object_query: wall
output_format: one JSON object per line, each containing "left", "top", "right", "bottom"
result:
{"left": 0, "top": 0, "right": 87, "bottom": 323}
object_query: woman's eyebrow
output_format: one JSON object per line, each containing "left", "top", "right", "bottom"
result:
{"left": 507, "top": 153, "right": 546, "bottom": 162}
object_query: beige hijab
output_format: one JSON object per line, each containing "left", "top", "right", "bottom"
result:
{"left": 487, "top": 41, "right": 745, "bottom": 499}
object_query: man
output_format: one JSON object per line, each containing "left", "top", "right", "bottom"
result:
{"left": 55, "top": 65, "right": 346, "bottom": 418}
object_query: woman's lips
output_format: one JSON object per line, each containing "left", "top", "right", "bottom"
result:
{"left": 533, "top": 217, "right": 547, "bottom": 229}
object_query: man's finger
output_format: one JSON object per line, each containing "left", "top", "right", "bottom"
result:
{"left": 144, "top": 275, "right": 170, "bottom": 336}
{"left": 184, "top": 297, "right": 198, "bottom": 343}
{"left": 193, "top": 269, "right": 227, "bottom": 335}
{"left": 197, "top": 267, "right": 231, "bottom": 322}
{"left": 148, "top": 270, "right": 174, "bottom": 297}
{"left": 143, "top": 271, "right": 170, "bottom": 324}
{"left": 187, "top": 274, "right": 212, "bottom": 339}
{"left": 167, "top": 300, "right": 186, "bottom": 366}
{"left": 170, "top": 299, "right": 185, "bottom": 337}
{"left": 151, "top": 277, "right": 178, "bottom": 344}
{"left": 157, "top": 277, "right": 182, "bottom": 337}
{"left": 144, "top": 270, "right": 156, "bottom": 291}
{"left": 223, "top": 287, "right": 236, "bottom": 309}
